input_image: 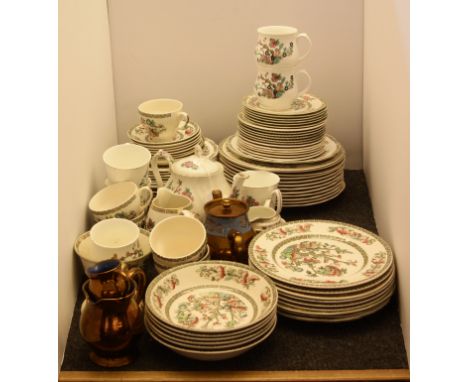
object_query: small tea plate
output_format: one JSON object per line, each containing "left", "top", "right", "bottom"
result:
{"left": 74, "top": 228, "right": 151, "bottom": 271}
{"left": 242, "top": 94, "right": 327, "bottom": 116}
{"left": 248, "top": 220, "right": 393, "bottom": 289}
{"left": 128, "top": 121, "right": 200, "bottom": 145}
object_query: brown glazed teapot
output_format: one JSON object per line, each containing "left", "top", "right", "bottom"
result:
{"left": 204, "top": 190, "right": 255, "bottom": 264}
{"left": 80, "top": 260, "right": 146, "bottom": 367}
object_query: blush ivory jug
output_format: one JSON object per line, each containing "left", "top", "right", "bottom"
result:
{"left": 151, "top": 145, "right": 246, "bottom": 221}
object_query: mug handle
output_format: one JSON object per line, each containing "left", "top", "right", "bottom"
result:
{"left": 126, "top": 267, "right": 147, "bottom": 305}
{"left": 264, "top": 189, "right": 283, "bottom": 213}
{"left": 177, "top": 112, "right": 190, "bottom": 129}
{"left": 138, "top": 186, "right": 153, "bottom": 209}
{"left": 151, "top": 150, "right": 174, "bottom": 188}
{"left": 297, "top": 33, "right": 312, "bottom": 61}
{"left": 297, "top": 69, "right": 312, "bottom": 97}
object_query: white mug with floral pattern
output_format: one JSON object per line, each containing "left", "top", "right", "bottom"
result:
{"left": 145, "top": 192, "right": 195, "bottom": 230}
{"left": 137, "top": 99, "right": 189, "bottom": 142}
{"left": 255, "top": 25, "right": 312, "bottom": 67}
{"left": 231, "top": 170, "right": 283, "bottom": 213}
{"left": 254, "top": 67, "right": 311, "bottom": 111}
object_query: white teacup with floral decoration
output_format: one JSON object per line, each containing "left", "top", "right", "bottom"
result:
{"left": 231, "top": 170, "right": 282, "bottom": 213}
{"left": 90, "top": 218, "right": 141, "bottom": 262}
{"left": 254, "top": 67, "right": 311, "bottom": 111}
{"left": 103, "top": 143, "right": 151, "bottom": 186}
{"left": 89, "top": 181, "right": 153, "bottom": 222}
{"left": 138, "top": 99, "right": 189, "bottom": 142}
{"left": 145, "top": 192, "right": 195, "bottom": 230}
{"left": 256, "top": 25, "right": 312, "bottom": 67}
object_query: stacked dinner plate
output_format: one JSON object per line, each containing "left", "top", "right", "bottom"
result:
{"left": 144, "top": 261, "right": 278, "bottom": 360}
{"left": 127, "top": 122, "right": 219, "bottom": 192}
{"left": 220, "top": 94, "right": 346, "bottom": 207}
{"left": 248, "top": 220, "right": 396, "bottom": 322}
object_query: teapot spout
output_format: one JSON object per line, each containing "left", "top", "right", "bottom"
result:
{"left": 230, "top": 172, "right": 249, "bottom": 199}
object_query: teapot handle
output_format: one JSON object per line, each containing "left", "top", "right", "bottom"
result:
{"left": 151, "top": 150, "right": 174, "bottom": 188}
{"left": 126, "top": 267, "right": 146, "bottom": 305}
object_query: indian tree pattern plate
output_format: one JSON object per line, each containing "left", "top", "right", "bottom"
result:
{"left": 248, "top": 220, "right": 393, "bottom": 290}
{"left": 145, "top": 261, "right": 277, "bottom": 333}
{"left": 243, "top": 93, "right": 326, "bottom": 116}
{"left": 127, "top": 121, "right": 200, "bottom": 145}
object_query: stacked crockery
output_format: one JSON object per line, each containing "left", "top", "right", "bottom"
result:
{"left": 144, "top": 261, "right": 278, "bottom": 360}
{"left": 248, "top": 220, "right": 396, "bottom": 322}
{"left": 74, "top": 218, "right": 152, "bottom": 271}
{"left": 127, "top": 99, "right": 218, "bottom": 192}
{"left": 149, "top": 215, "right": 210, "bottom": 274}
{"left": 220, "top": 26, "right": 346, "bottom": 207}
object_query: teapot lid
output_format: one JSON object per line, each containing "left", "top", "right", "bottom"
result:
{"left": 172, "top": 145, "right": 221, "bottom": 177}
{"left": 205, "top": 193, "right": 248, "bottom": 218}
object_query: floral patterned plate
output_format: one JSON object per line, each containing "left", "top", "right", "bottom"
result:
{"left": 74, "top": 228, "right": 151, "bottom": 271}
{"left": 127, "top": 121, "right": 200, "bottom": 145}
{"left": 248, "top": 220, "right": 393, "bottom": 290}
{"left": 145, "top": 261, "right": 277, "bottom": 333}
{"left": 242, "top": 108, "right": 328, "bottom": 125}
{"left": 242, "top": 93, "right": 327, "bottom": 116}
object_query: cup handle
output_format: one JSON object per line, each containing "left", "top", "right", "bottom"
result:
{"left": 138, "top": 186, "right": 153, "bottom": 209}
{"left": 264, "top": 189, "right": 283, "bottom": 213}
{"left": 297, "top": 33, "right": 312, "bottom": 61}
{"left": 177, "top": 112, "right": 190, "bottom": 129}
{"left": 126, "top": 267, "right": 147, "bottom": 305}
{"left": 297, "top": 69, "right": 312, "bottom": 97}
{"left": 151, "top": 150, "right": 174, "bottom": 188}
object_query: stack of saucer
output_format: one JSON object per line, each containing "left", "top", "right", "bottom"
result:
{"left": 248, "top": 220, "right": 395, "bottom": 322}
{"left": 144, "top": 261, "right": 278, "bottom": 360}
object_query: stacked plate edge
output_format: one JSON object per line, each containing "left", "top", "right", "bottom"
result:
{"left": 248, "top": 220, "right": 396, "bottom": 322}
{"left": 144, "top": 260, "right": 278, "bottom": 360}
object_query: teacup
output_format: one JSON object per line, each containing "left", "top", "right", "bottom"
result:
{"left": 89, "top": 181, "right": 153, "bottom": 222}
{"left": 145, "top": 192, "right": 194, "bottom": 230}
{"left": 103, "top": 143, "right": 151, "bottom": 186}
{"left": 149, "top": 215, "right": 206, "bottom": 268}
{"left": 138, "top": 99, "right": 189, "bottom": 142}
{"left": 254, "top": 67, "right": 311, "bottom": 111}
{"left": 232, "top": 170, "right": 283, "bottom": 213}
{"left": 255, "top": 25, "right": 312, "bottom": 67}
{"left": 90, "top": 218, "right": 141, "bottom": 263}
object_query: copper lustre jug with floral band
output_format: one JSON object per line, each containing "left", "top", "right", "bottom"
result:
{"left": 204, "top": 190, "right": 255, "bottom": 264}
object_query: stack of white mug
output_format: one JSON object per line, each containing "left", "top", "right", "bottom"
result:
{"left": 254, "top": 25, "right": 312, "bottom": 111}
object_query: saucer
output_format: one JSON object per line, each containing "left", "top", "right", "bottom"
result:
{"left": 127, "top": 122, "right": 200, "bottom": 145}
{"left": 242, "top": 94, "right": 327, "bottom": 116}
{"left": 74, "top": 228, "right": 151, "bottom": 271}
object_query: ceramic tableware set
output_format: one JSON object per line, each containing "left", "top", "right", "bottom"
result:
{"left": 127, "top": 98, "right": 218, "bottom": 193}
{"left": 144, "top": 261, "right": 278, "bottom": 360}
{"left": 219, "top": 25, "right": 346, "bottom": 207}
{"left": 248, "top": 220, "right": 396, "bottom": 322}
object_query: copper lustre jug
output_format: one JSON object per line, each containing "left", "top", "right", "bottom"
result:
{"left": 79, "top": 260, "right": 146, "bottom": 367}
{"left": 204, "top": 190, "right": 255, "bottom": 264}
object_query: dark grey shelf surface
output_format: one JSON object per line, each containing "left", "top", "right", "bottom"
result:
{"left": 61, "top": 170, "right": 408, "bottom": 372}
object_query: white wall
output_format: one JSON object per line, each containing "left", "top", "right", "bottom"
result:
{"left": 362, "top": 0, "right": 410, "bottom": 362}
{"left": 107, "top": 0, "right": 364, "bottom": 168}
{"left": 58, "top": 0, "right": 117, "bottom": 367}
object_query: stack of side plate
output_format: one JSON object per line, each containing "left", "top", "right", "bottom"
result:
{"left": 248, "top": 220, "right": 396, "bottom": 322}
{"left": 145, "top": 261, "right": 278, "bottom": 361}
{"left": 219, "top": 135, "right": 345, "bottom": 207}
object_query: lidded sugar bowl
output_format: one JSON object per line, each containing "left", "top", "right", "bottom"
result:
{"left": 204, "top": 190, "right": 255, "bottom": 264}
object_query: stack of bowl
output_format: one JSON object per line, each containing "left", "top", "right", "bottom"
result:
{"left": 144, "top": 261, "right": 278, "bottom": 360}
{"left": 149, "top": 215, "right": 210, "bottom": 274}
